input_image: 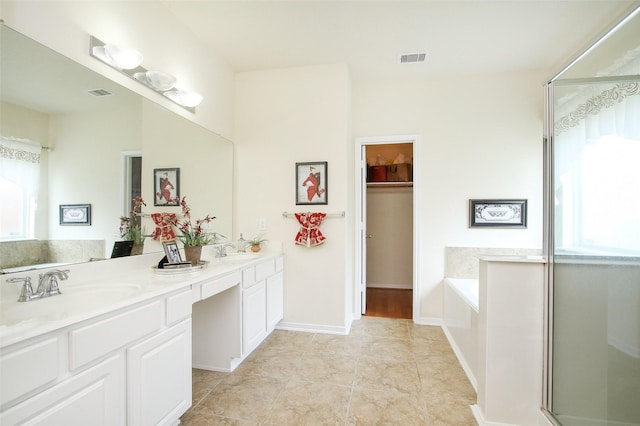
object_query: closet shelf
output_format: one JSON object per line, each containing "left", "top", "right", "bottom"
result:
{"left": 367, "top": 182, "right": 413, "bottom": 188}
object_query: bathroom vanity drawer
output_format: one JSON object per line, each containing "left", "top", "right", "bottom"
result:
{"left": 201, "top": 272, "right": 241, "bottom": 300}
{"left": 69, "top": 301, "right": 164, "bottom": 370}
{"left": 166, "top": 289, "right": 192, "bottom": 325}
{"left": 242, "top": 267, "right": 256, "bottom": 288}
{"left": 255, "top": 260, "right": 275, "bottom": 282}
{"left": 242, "top": 259, "right": 277, "bottom": 289}
{"left": 0, "top": 336, "right": 61, "bottom": 406}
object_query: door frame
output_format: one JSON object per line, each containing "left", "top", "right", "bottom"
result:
{"left": 354, "top": 134, "right": 421, "bottom": 322}
{"left": 121, "top": 150, "right": 142, "bottom": 216}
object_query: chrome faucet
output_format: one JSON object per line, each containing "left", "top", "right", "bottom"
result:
{"left": 37, "top": 269, "right": 69, "bottom": 297}
{"left": 214, "top": 243, "right": 235, "bottom": 258}
{"left": 7, "top": 276, "right": 37, "bottom": 302}
{"left": 6, "top": 269, "right": 70, "bottom": 302}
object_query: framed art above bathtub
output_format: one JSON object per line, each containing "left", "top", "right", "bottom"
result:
{"left": 469, "top": 199, "right": 527, "bottom": 228}
{"left": 59, "top": 204, "right": 91, "bottom": 225}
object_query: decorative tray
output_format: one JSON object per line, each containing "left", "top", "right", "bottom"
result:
{"left": 152, "top": 260, "right": 209, "bottom": 275}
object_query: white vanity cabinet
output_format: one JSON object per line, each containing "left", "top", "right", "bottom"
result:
{"left": 266, "top": 271, "right": 284, "bottom": 332}
{"left": 242, "top": 279, "right": 267, "bottom": 355}
{"left": 241, "top": 256, "right": 283, "bottom": 357}
{"left": 0, "top": 251, "right": 285, "bottom": 423}
{"left": 127, "top": 318, "right": 191, "bottom": 426}
{"left": 191, "top": 254, "right": 284, "bottom": 372}
{"left": 0, "top": 287, "right": 193, "bottom": 426}
{"left": 0, "top": 353, "right": 124, "bottom": 425}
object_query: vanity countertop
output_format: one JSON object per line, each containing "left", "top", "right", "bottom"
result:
{"left": 0, "top": 251, "right": 282, "bottom": 349}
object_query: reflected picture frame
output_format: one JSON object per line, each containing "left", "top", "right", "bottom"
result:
{"left": 154, "top": 167, "right": 180, "bottom": 206}
{"left": 59, "top": 204, "right": 91, "bottom": 225}
{"left": 162, "top": 241, "right": 183, "bottom": 264}
{"left": 296, "top": 161, "right": 328, "bottom": 205}
{"left": 469, "top": 199, "right": 527, "bottom": 228}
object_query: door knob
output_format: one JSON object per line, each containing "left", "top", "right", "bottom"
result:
{"left": 366, "top": 234, "right": 372, "bottom": 239}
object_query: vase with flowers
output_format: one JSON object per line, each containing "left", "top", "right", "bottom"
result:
{"left": 119, "top": 196, "right": 146, "bottom": 255}
{"left": 172, "top": 196, "right": 216, "bottom": 265}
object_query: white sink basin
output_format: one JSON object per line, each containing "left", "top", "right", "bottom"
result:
{"left": 0, "top": 283, "right": 142, "bottom": 327}
{"left": 222, "top": 252, "right": 262, "bottom": 263}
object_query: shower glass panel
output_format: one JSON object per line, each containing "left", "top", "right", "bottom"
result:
{"left": 548, "top": 6, "right": 640, "bottom": 425}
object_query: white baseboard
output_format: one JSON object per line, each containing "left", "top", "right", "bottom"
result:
{"left": 471, "top": 405, "right": 519, "bottom": 426}
{"left": 442, "top": 324, "right": 478, "bottom": 391}
{"left": 276, "top": 321, "right": 349, "bottom": 335}
{"left": 472, "top": 406, "right": 560, "bottom": 426}
{"left": 414, "top": 316, "right": 443, "bottom": 326}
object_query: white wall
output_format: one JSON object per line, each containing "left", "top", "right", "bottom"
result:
{"left": 366, "top": 187, "right": 413, "bottom": 289}
{"left": 353, "top": 71, "right": 545, "bottom": 321}
{"left": 0, "top": 0, "right": 235, "bottom": 140}
{"left": 234, "top": 64, "right": 352, "bottom": 331}
{"left": 48, "top": 101, "right": 142, "bottom": 255}
{"left": 140, "top": 100, "right": 234, "bottom": 255}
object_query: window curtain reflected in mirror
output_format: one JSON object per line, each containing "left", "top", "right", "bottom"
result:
{"left": 0, "top": 137, "right": 42, "bottom": 240}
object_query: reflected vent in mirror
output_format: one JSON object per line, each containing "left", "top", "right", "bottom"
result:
{"left": 87, "top": 88, "right": 113, "bottom": 97}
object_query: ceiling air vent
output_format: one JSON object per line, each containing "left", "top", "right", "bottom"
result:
{"left": 399, "top": 53, "right": 427, "bottom": 64}
{"left": 87, "top": 88, "right": 113, "bottom": 97}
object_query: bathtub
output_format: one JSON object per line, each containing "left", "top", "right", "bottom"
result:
{"left": 443, "top": 277, "right": 479, "bottom": 390}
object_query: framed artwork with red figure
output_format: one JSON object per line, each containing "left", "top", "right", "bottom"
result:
{"left": 154, "top": 168, "right": 180, "bottom": 206}
{"left": 296, "top": 161, "right": 328, "bottom": 205}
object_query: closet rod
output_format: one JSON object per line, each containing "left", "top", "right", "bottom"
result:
{"left": 282, "top": 211, "right": 345, "bottom": 218}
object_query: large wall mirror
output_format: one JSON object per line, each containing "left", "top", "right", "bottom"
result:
{"left": 0, "top": 23, "right": 233, "bottom": 272}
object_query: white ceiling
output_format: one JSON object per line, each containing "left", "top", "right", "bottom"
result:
{"left": 161, "top": 0, "right": 637, "bottom": 82}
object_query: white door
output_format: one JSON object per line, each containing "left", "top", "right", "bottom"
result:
{"left": 359, "top": 145, "right": 368, "bottom": 314}
{"left": 355, "top": 135, "right": 420, "bottom": 321}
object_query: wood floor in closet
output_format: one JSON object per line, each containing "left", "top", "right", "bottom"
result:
{"left": 364, "top": 287, "right": 413, "bottom": 319}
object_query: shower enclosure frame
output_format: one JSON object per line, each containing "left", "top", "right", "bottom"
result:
{"left": 542, "top": 4, "right": 640, "bottom": 424}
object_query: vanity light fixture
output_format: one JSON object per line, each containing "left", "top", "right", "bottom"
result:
{"left": 164, "top": 90, "right": 203, "bottom": 108}
{"left": 91, "top": 44, "right": 143, "bottom": 70}
{"left": 89, "top": 35, "right": 203, "bottom": 112}
{"left": 134, "top": 70, "right": 177, "bottom": 91}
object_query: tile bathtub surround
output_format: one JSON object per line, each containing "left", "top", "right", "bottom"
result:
{"left": 445, "top": 246, "right": 542, "bottom": 279}
{"left": 181, "top": 317, "right": 477, "bottom": 425}
{"left": 0, "top": 239, "right": 105, "bottom": 269}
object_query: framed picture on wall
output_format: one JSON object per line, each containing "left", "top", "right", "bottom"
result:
{"left": 59, "top": 204, "right": 91, "bottom": 225}
{"left": 296, "top": 161, "right": 328, "bottom": 205}
{"left": 154, "top": 168, "right": 180, "bottom": 206}
{"left": 469, "top": 199, "right": 527, "bottom": 228}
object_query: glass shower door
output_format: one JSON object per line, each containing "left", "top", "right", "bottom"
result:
{"left": 549, "top": 74, "right": 640, "bottom": 426}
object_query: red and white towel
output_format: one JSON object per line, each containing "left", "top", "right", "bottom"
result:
{"left": 151, "top": 213, "right": 177, "bottom": 241}
{"left": 294, "top": 212, "right": 327, "bottom": 247}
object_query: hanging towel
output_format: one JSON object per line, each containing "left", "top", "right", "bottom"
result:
{"left": 294, "top": 212, "right": 327, "bottom": 247}
{"left": 151, "top": 213, "right": 177, "bottom": 241}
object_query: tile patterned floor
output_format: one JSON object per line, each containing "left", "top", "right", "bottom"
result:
{"left": 180, "top": 317, "right": 477, "bottom": 425}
